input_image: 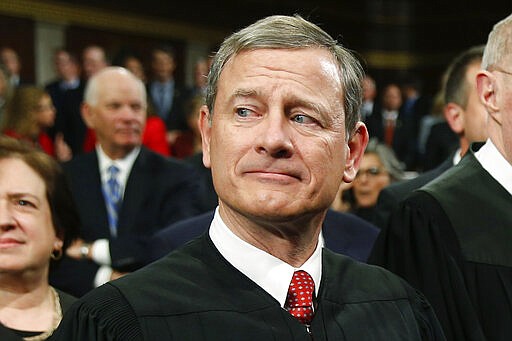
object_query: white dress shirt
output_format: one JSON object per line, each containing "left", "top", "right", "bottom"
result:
{"left": 209, "top": 207, "right": 323, "bottom": 308}
{"left": 92, "top": 145, "right": 140, "bottom": 287}
{"left": 475, "top": 139, "right": 512, "bottom": 196}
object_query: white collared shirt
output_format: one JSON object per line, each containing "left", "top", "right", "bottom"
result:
{"left": 96, "top": 145, "right": 140, "bottom": 199}
{"left": 209, "top": 208, "right": 323, "bottom": 308}
{"left": 475, "top": 139, "right": 512, "bottom": 196}
{"left": 92, "top": 145, "right": 141, "bottom": 287}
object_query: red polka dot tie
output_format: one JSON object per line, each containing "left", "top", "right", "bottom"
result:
{"left": 285, "top": 270, "right": 315, "bottom": 325}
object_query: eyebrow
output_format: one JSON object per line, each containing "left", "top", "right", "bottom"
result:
{"left": 230, "top": 88, "right": 330, "bottom": 117}
{"left": 8, "top": 192, "right": 41, "bottom": 204}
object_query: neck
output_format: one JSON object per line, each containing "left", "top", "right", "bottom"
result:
{"left": 218, "top": 202, "right": 324, "bottom": 267}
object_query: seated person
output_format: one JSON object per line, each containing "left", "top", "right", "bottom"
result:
{"left": 0, "top": 136, "right": 80, "bottom": 340}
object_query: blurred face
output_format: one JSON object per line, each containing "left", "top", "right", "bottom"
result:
{"left": 200, "top": 48, "right": 360, "bottom": 222}
{"left": 0, "top": 48, "right": 20, "bottom": 75}
{"left": 151, "top": 50, "right": 175, "bottom": 82}
{"left": 362, "top": 77, "right": 376, "bottom": 101}
{"left": 352, "top": 153, "right": 390, "bottom": 208}
{"left": 55, "top": 51, "right": 79, "bottom": 80}
{"left": 83, "top": 71, "right": 146, "bottom": 159}
{"left": 35, "top": 94, "right": 56, "bottom": 128}
{"left": 83, "top": 47, "right": 107, "bottom": 79}
{"left": 463, "top": 62, "right": 488, "bottom": 143}
{"left": 194, "top": 60, "right": 208, "bottom": 88}
{"left": 0, "top": 158, "right": 62, "bottom": 274}
{"left": 124, "top": 57, "right": 146, "bottom": 82}
{"left": 382, "top": 84, "right": 402, "bottom": 111}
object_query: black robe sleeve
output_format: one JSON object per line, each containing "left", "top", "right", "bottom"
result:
{"left": 50, "top": 284, "right": 143, "bottom": 341}
{"left": 369, "top": 191, "right": 486, "bottom": 341}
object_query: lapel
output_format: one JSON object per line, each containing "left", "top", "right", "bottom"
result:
{"left": 117, "top": 148, "right": 150, "bottom": 234}
{"left": 77, "top": 152, "right": 110, "bottom": 238}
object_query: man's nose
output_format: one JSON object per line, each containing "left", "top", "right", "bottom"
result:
{"left": 254, "top": 112, "right": 294, "bottom": 158}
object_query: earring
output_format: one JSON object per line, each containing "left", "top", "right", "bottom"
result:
{"left": 51, "top": 248, "right": 63, "bottom": 260}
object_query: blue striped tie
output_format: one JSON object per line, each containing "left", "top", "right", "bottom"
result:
{"left": 104, "top": 165, "right": 122, "bottom": 237}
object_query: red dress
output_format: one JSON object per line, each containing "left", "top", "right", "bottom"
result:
{"left": 3, "top": 129, "right": 55, "bottom": 156}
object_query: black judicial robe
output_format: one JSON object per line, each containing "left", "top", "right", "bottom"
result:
{"left": 51, "top": 233, "right": 444, "bottom": 340}
{"left": 370, "top": 144, "right": 512, "bottom": 341}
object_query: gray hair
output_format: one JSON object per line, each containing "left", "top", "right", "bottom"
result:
{"left": 84, "top": 66, "right": 147, "bottom": 107}
{"left": 482, "top": 13, "right": 512, "bottom": 69}
{"left": 365, "top": 138, "right": 405, "bottom": 182}
{"left": 206, "top": 14, "right": 364, "bottom": 137}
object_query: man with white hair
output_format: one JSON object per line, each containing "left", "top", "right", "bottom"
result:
{"left": 50, "top": 67, "right": 200, "bottom": 297}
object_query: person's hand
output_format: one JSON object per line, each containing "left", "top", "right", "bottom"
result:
{"left": 66, "top": 238, "right": 91, "bottom": 260}
{"left": 54, "top": 133, "right": 73, "bottom": 162}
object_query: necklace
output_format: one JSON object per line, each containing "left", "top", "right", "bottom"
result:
{"left": 23, "top": 286, "right": 62, "bottom": 341}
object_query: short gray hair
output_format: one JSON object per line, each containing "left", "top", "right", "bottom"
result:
{"left": 206, "top": 14, "right": 364, "bottom": 137}
{"left": 482, "top": 13, "right": 512, "bottom": 69}
{"left": 365, "top": 138, "right": 405, "bottom": 182}
{"left": 84, "top": 66, "right": 147, "bottom": 107}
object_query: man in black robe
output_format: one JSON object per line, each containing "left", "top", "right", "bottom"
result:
{"left": 370, "top": 14, "right": 512, "bottom": 341}
{"left": 51, "top": 15, "right": 445, "bottom": 340}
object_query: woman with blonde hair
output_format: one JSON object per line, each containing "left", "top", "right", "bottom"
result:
{"left": 1, "top": 86, "right": 71, "bottom": 161}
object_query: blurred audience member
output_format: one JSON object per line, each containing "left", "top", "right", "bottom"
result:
{"left": 372, "top": 45, "right": 485, "bottom": 230}
{"left": 0, "top": 136, "right": 80, "bottom": 340}
{"left": 82, "top": 45, "right": 108, "bottom": 80}
{"left": 172, "top": 95, "right": 203, "bottom": 158}
{"left": 148, "top": 46, "right": 189, "bottom": 144}
{"left": 189, "top": 58, "right": 209, "bottom": 97}
{"left": 0, "top": 47, "right": 23, "bottom": 87}
{"left": 361, "top": 75, "right": 377, "bottom": 121}
{"left": 1, "top": 86, "right": 71, "bottom": 161}
{"left": 418, "top": 92, "right": 457, "bottom": 170}
{"left": 45, "top": 49, "right": 83, "bottom": 141}
{"left": 349, "top": 139, "right": 404, "bottom": 222}
{"left": 49, "top": 67, "right": 200, "bottom": 297}
{"left": 0, "top": 63, "right": 13, "bottom": 123}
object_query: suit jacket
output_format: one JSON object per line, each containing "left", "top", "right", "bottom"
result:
{"left": 45, "top": 79, "right": 88, "bottom": 155}
{"left": 149, "top": 209, "right": 379, "bottom": 263}
{"left": 50, "top": 147, "right": 201, "bottom": 296}
{"left": 52, "top": 233, "right": 445, "bottom": 340}
{"left": 147, "top": 81, "right": 190, "bottom": 131}
{"left": 373, "top": 155, "right": 453, "bottom": 229}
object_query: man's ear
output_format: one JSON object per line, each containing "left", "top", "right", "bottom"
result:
{"left": 477, "top": 70, "right": 500, "bottom": 123}
{"left": 343, "top": 122, "right": 369, "bottom": 183}
{"left": 198, "top": 105, "right": 212, "bottom": 169}
{"left": 444, "top": 102, "right": 464, "bottom": 135}
{"left": 81, "top": 103, "right": 95, "bottom": 129}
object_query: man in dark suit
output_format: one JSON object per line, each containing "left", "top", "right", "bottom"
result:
{"left": 49, "top": 67, "right": 201, "bottom": 297}
{"left": 44, "top": 49, "right": 83, "bottom": 147}
{"left": 370, "top": 16, "right": 512, "bottom": 340}
{"left": 53, "top": 15, "right": 444, "bottom": 340}
{"left": 149, "top": 209, "right": 379, "bottom": 263}
{"left": 147, "top": 46, "right": 190, "bottom": 135}
{"left": 372, "top": 45, "right": 486, "bottom": 229}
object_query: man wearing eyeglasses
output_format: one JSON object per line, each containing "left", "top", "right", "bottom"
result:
{"left": 370, "top": 14, "right": 512, "bottom": 341}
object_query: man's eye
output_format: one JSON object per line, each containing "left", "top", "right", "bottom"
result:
{"left": 236, "top": 108, "right": 252, "bottom": 118}
{"left": 292, "top": 114, "right": 314, "bottom": 124}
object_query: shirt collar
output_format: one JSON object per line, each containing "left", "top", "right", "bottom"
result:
{"left": 96, "top": 145, "right": 140, "bottom": 192}
{"left": 209, "top": 207, "right": 323, "bottom": 307}
{"left": 474, "top": 139, "right": 512, "bottom": 196}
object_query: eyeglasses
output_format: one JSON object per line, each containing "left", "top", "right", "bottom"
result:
{"left": 355, "top": 167, "right": 386, "bottom": 179}
{"left": 489, "top": 66, "right": 512, "bottom": 77}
